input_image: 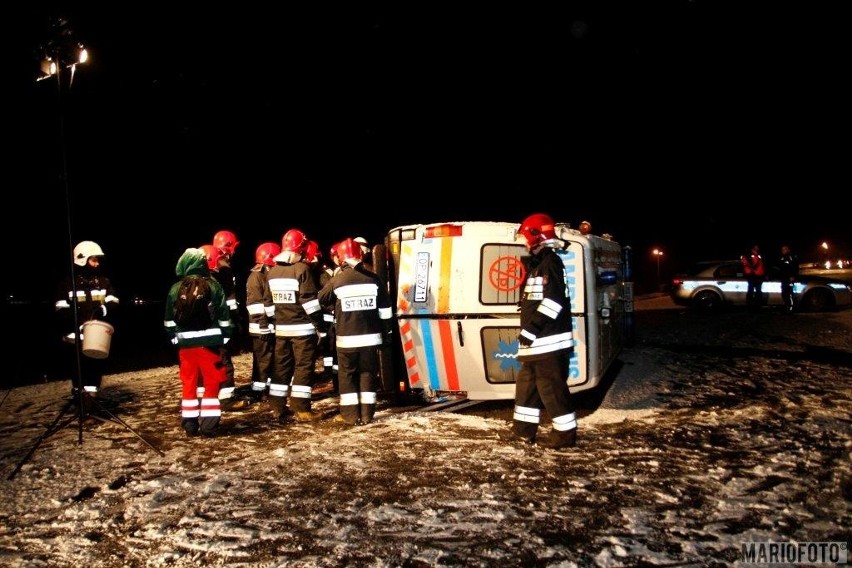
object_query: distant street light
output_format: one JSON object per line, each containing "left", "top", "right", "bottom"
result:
{"left": 652, "top": 248, "right": 664, "bottom": 291}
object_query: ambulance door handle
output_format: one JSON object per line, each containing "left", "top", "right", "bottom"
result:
{"left": 456, "top": 321, "right": 464, "bottom": 346}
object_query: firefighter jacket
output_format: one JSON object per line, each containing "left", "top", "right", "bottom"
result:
{"left": 55, "top": 265, "right": 120, "bottom": 344}
{"left": 318, "top": 263, "right": 392, "bottom": 351}
{"left": 245, "top": 263, "right": 274, "bottom": 337}
{"left": 213, "top": 255, "right": 242, "bottom": 331}
{"left": 164, "top": 248, "right": 232, "bottom": 348}
{"left": 517, "top": 246, "right": 573, "bottom": 361}
{"left": 266, "top": 259, "right": 324, "bottom": 337}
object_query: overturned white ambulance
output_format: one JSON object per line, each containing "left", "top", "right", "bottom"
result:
{"left": 379, "top": 221, "right": 628, "bottom": 401}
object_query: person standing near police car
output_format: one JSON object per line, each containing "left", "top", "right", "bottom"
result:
{"left": 511, "top": 213, "right": 578, "bottom": 449}
{"left": 778, "top": 244, "right": 799, "bottom": 312}
{"left": 741, "top": 243, "right": 766, "bottom": 310}
{"left": 54, "top": 240, "right": 119, "bottom": 411}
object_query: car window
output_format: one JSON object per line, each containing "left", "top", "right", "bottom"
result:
{"left": 714, "top": 263, "right": 742, "bottom": 278}
{"left": 688, "top": 262, "right": 720, "bottom": 276}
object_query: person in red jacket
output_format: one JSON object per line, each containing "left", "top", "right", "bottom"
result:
{"left": 741, "top": 244, "right": 766, "bottom": 310}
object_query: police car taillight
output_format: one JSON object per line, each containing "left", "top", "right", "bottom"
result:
{"left": 424, "top": 224, "right": 463, "bottom": 238}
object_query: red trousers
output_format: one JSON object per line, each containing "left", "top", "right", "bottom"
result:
{"left": 179, "top": 347, "right": 225, "bottom": 421}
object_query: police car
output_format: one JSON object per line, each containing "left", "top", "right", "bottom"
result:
{"left": 670, "top": 260, "right": 852, "bottom": 312}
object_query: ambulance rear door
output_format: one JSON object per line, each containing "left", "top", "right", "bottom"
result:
{"left": 389, "top": 222, "right": 527, "bottom": 400}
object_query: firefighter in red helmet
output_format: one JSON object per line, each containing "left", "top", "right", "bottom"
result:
{"left": 209, "top": 230, "right": 244, "bottom": 409}
{"left": 213, "top": 230, "right": 239, "bottom": 256}
{"left": 245, "top": 242, "right": 280, "bottom": 402}
{"left": 511, "top": 213, "right": 577, "bottom": 449}
{"left": 329, "top": 242, "right": 342, "bottom": 275}
{"left": 303, "top": 240, "right": 337, "bottom": 389}
{"left": 265, "top": 229, "right": 327, "bottom": 422}
{"left": 318, "top": 238, "right": 393, "bottom": 425}
{"left": 199, "top": 245, "right": 221, "bottom": 271}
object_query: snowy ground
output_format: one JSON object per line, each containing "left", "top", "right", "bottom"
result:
{"left": 1, "top": 298, "right": 850, "bottom": 567}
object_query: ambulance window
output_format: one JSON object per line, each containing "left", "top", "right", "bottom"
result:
{"left": 479, "top": 243, "right": 528, "bottom": 305}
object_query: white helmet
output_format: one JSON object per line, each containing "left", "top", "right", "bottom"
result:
{"left": 353, "top": 236, "right": 369, "bottom": 255}
{"left": 73, "top": 241, "right": 104, "bottom": 266}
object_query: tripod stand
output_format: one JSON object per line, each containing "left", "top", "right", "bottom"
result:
{"left": 7, "top": 354, "right": 165, "bottom": 481}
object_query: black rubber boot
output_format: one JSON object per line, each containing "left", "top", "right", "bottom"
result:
{"left": 182, "top": 419, "right": 200, "bottom": 437}
{"left": 542, "top": 429, "right": 577, "bottom": 450}
{"left": 269, "top": 395, "right": 292, "bottom": 423}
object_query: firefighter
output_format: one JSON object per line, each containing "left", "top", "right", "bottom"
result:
{"left": 303, "top": 240, "right": 334, "bottom": 289}
{"left": 54, "top": 240, "right": 120, "bottom": 413}
{"left": 318, "top": 238, "right": 393, "bottom": 425}
{"left": 329, "top": 242, "right": 342, "bottom": 274}
{"left": 210, "top": 230, "right": 245, "bottom": 407}
{"left": 246, "top": 242, "right": 279, "bottom": 401}
{"left": 303, "top": 240, "right": 337, "bottom": 389}
{"left": 511, "top": 213, "right": 578, "bottom": 449}
{"left": 266, "top": 229, "right": 326, "bottom": 422}
{"left": 353, "top": 236, "right": 373, "bottom": 271}
{"left": 323, "top": 242, "right": 343, "bottom": 392}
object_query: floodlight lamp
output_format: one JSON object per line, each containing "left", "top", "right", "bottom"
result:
{"left": 35, "top": 19, "right": 89, "bottom": 82}
{"left": 38, "top": 57, "right": 57, "bottom": 80}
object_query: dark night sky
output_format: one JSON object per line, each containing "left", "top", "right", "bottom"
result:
{"left": 8, "top": 3, "right": 849, "bottom": 300}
